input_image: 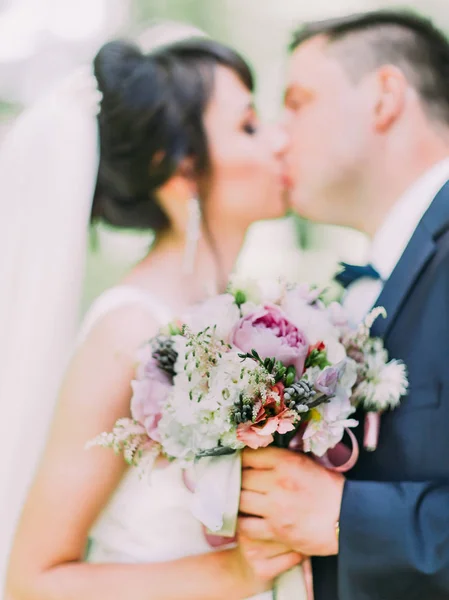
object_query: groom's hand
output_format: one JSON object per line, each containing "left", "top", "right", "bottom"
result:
{"left": 238, "top": 447, "right": 345, "bottom": 556}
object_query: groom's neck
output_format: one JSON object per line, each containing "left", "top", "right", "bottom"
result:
{"left": 358, "top": 139, "right": 449, "bottom": 239}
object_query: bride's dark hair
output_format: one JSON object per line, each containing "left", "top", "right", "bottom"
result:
{"left": 91, "top": 36, "right": 254, "bottom": 232}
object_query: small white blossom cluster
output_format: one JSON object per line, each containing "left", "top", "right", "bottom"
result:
{"left": 87, "top": 418, "right": 159, "bottom": 468}
{"left": 158, "top": 342, "right": 274, "bottom": 463}
{"left": 352, "top": 339, "right": 409, "bottom": 411}
{"left": 343, "top": 314, "right": 409, "bottom": 412}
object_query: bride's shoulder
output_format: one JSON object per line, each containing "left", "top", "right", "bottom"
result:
{"left": 77, "top": 285, "right": 171, "bottom": 354}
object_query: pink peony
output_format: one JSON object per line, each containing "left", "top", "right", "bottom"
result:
{"left": 131, "top": 356, "right": 172, "bottom": 443}
{"left": 232, "top": 304, "right": 309, "bottom": 375}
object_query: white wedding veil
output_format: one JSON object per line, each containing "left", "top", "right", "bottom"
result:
{"left": 0, "top": 20, "right": 208, "bottom": 589}
{"left": 0, "top": 67, "right": 101, "bottom": 585}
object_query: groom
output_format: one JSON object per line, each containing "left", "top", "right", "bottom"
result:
{"left": 239, "top": 9, "right": 449, "bottom": 600}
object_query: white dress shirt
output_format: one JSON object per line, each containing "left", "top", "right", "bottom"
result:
{"left": 344, "top": 158, "right": 449, "bottom": 323}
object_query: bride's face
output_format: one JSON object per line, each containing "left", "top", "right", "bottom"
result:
{"left": 202, "top": 66, "right": 289, "bottom": 229}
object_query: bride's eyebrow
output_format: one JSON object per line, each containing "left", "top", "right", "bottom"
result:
{"left": 241, "top": 102, "right": 256, "bottom": 116}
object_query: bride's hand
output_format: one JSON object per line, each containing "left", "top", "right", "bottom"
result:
{"left": 232, "top": 534, "right": 304, "bottom": 593}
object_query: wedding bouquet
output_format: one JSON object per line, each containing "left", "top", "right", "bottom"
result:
{"left": 89, "top": 278, "right": 408, "bottom": 599}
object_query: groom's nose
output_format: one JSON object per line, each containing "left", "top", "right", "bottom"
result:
{"left": 269, "top": 123, "right": 290, "bottom": 157}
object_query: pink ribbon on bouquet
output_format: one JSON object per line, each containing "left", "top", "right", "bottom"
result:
{"left": 364, "top": 411, "right": 382, "bottom": 451}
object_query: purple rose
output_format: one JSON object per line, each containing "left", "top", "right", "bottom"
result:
{"left": 131, "top": 356, "right": 171, "bottom": 442}
{"left": 232, "top": 304, "right": 309, "bottom": 375}
{"left": 315, "top": 366, "right": 339, "bottom": 397}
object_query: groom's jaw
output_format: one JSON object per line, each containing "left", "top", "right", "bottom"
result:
{"left": 284, "top": 10, "right": 449, "bottom": 232}
{"left": 282, "top": 36, "right": 370, "bottom": 228}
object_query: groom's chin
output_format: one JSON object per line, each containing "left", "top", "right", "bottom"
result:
{"left": 287, "top": 189, "right": 344, "bottom": 227}
{"left": 286, "top": 189, "right": 321, "bottom": 223}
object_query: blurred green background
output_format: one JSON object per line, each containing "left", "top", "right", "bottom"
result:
{"left": 1, "top": 0, "right": 447, "bottom": 314}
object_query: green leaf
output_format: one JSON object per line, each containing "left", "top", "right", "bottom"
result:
{"left": 251, "top": 349, "right": 261, "bottom": 361}
{"left": 196, "top": 446, "right": 236, "bottom": 458}
{"left": 285, "top": 366, "right": 296, "bottom": 387}
{"left": 305, "top": 350, "right": 330, "bottom": 369}
{"left": 264, "top": 357, "right": 274, "bottom": 372}
{"left": 168, "top": 322, "right": 182, "bottom": 336}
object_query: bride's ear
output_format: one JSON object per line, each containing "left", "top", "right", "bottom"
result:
{"left": 158, "top": 156, "right": 198, "bottom": 202}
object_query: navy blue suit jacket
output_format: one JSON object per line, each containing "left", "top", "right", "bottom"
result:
{"left": 313, "top": 181, "right": 449, "bottom": 600}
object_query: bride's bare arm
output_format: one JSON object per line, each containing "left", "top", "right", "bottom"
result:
{"left": 6, "top": 306, "right": 300, "bottom": 600}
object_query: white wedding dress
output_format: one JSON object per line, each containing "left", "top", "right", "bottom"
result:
{"left": 79, "top": 285, "right": 273, "bottom": 600}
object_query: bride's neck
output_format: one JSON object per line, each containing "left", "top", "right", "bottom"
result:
{"left": 137, "top": 224, "right": 246, "bottom": 307}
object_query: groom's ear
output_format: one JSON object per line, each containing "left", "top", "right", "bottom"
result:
{"left": 373, "top": 65, "right": 407, "bottom": 133}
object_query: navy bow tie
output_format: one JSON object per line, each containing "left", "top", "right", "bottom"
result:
{"left": 335, "top": 262, "right": 381, "bottom": 289}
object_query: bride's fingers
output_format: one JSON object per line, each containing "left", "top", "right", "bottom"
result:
{"left": 253, "top": 551, "right": 304, "bottom": 580}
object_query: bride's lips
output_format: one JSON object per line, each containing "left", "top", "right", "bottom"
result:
{"left": 278, "top": 160, "right": 294, "bottom": 190}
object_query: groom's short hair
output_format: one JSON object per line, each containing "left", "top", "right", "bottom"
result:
{"left": 290, "top": 10, "right": 449, "bottom": 125}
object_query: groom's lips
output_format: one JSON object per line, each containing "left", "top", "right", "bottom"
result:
{"left": 281, "top": 173, "right": 294, "bottom": 189}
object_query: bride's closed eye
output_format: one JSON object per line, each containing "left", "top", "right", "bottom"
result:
{"left": 242, "top": 121, "right": 258, "bottom": 135}
{"left": 240, "top": 105, "right": 259, "bottom": 135}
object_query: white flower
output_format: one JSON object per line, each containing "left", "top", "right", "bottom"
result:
{"left": 328, "top": 302, "right": 350, "bottom": 329}
{"left": 207, "top": 352, "right": 247, "bottom": 406}
{"left": 303, "top": 394, "right": 358, "bottom": 457}
{"left": 354, "top": 357, "right": 408, "bottom": 411}
{"left": 173, "top": 335, "right": 189, "bottom": 374}
{"left": 158, "top": 411, "right": 195, "bottom": 461}
{"left": 303, "top": 366, "right": 321, "bottom": 386}
{"left": 228, "top": 275, "right": 286, "bottom": 305}
{"left": 158, "top": 348, "right": 252, "bottom": 462}
{"left": 228, "top": 275, "right": 263, "bottom": 304}
{"left": 326, "top": 339, "right": 347, "bottom": 365}
{"left": 183, "top": 294, "right": 240, "bottom": 343}
{"left": 257, "top": 278, "right": 287, "bottom": 304}
{"left": 337, "top": 358, "right": 358, "bottom": 395}
{"left": 281, "top": 292, "right": 343, "bottom": 363}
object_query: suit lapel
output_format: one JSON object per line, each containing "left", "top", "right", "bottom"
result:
{"left": 370, "top": 228, "right": 435, "bottom": 338}
{"left": 370, "top": 181, "right": 449, "bottom": 339}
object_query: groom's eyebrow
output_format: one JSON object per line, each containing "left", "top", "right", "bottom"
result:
{"left": 284, "top": 87, "right": 294, "bottom": 104}
{"left": 284, "top": 85, "right": 314, "bottom": 105}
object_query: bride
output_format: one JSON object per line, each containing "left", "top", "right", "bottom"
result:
{"left": 3, "top": 21, "right": 302, "bottom": 600}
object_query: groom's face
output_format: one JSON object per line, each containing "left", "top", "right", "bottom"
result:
{"left": 283, "top": 36, "right": 372, "bottom": 226}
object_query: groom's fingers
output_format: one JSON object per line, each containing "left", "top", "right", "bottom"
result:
{"left": 238, "top": 516, "right": 273, "bottom": 541}
{"left": 241, "top": 467, "right": 273, "bottom": 493}
{"left": 240, "top": 490, "right": 269, "bottom": 517}
{"left": 242, "top": 447, "right": 285, "bottom": 469}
